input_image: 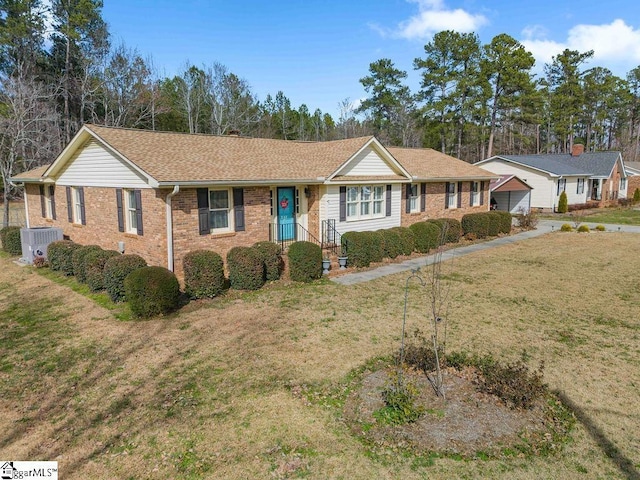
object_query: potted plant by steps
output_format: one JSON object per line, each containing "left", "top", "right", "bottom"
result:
{"left": 337, "top": 246, "right": 348, "bottom": 270}
{"left": 322, "top": 256, "right": 331, "bottom": 275}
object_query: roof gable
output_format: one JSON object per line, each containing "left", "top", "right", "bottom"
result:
{"left": 328, "top": 137, "right": 411, "bottom": 182}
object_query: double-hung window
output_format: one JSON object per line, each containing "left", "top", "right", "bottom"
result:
{"left": 557, "top": 179, "right": 566, "bottom": 195}
{"left": 346, "top": 185, "right": 385, "bottom": 220}
{"left": 72, "top": 187, "right": 82, "bottom": 224}
{"left": 409, "top": 184, "right": 419, "bottom": 213}
{"left": 446, "top": 182, "right": 457, "bottom": 209}
{"left": 44, "top": 186, "right": 54, "bottom": 219}
{"left": 124, "top": 189, "right": 138, "bottom": 233}
{"left": 577, "top": 178, "right": 585, "bottom": 195}
{"left": 470, "top": 181, "right": 480, "bottom": 206}
{"left": 620, "top": 177, "right": 627, "bottom": 191}
{"left": 209, "top": 189, "right": 232, "bottom": 232}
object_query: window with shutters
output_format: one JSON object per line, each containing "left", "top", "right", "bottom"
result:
{"left": 44, "top": 186, "right": 54, "bottom": 219}
{"left": 346, "top": 185, "right": 385, "bottom": 220}
{"left": 557, "top": 178, "right": 566, "bottom": 195}
{"left": 71, "top": 187, "right": 83, "bottom": 224}
{"left": 446, "top": 182, "right": 457, "bottom": 209}
{"left": 209, "top": 189, "right": 233, "bottom": 232}
{"left": 409, "top": 184, "right": 419, "bottom": 213}
{"left": 124, "top": 189, "right": 138, "bottom": 233}
{"left": 470, "top": 181, "right": 480, "bottom": 206}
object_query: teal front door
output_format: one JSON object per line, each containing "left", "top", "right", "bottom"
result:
{"left": 277, "top": 187, "right": 296, "bottom": 241}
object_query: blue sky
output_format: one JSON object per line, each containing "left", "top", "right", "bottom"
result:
{"left": 102, "top": 0, "right": 640, "bottom": 119}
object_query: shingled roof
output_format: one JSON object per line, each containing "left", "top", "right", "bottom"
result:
{"left": 387, "top": 146, "right": 495, "bottom": 180}
{"left": 486, "top": 151, "right": 623, "bottom": 178}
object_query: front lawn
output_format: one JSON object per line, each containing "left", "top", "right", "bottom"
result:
{"left": 1, "top": 233, "right": 639, "bottom": 479}
{"left": 544, "top": 206, "right": 640, "bottom": 225}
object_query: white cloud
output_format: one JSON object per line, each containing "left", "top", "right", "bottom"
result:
{"left": 521, "top": 19, "right": 640, "bottom": 74}
{"left": 385, "top": 0, "right": 488, "bottom": 40}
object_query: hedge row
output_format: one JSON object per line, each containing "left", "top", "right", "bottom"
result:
{"left": 0, "top": 226, "right": 22, "bottom": 256}
{"left": 461, "top": 211, "right": 511, "bottom": 239}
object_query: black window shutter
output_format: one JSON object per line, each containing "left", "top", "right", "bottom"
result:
{"left": 197, "top": 188, "right": 210, "bottom": 235}
{"left": 135, "top": 189, "right": 143, "bottom": 236}
{"left": 457, "top": 182, "right": 462, "bottom": 208}
{"left": 39, "top": 185, "right": 46, "bottom": 217}
{"left": 444, "top": 183, "right": 449, "bottom": 209}
{"left": 480, "top": 181, "right": 485, "bottom": 206}
{"left": 385, "top": 184, "right": 392, "bottom": 217}
{"left": 339, "top": 186, "right": 346, "bottom": 222}
{"left": 233, "top": 188, "right": 245, "bottom": 232}
{"left": 405, "top": 184, "right": 411, "bottom": 214}
{"left": 49, "top": 186, "right": 56, "bottom": 220}
{"left": 470, "top": 182, "right": 474, "bottom": 207}
{"left": 420, "top": 183, "right": 426, "bottom": 212}
{"left": 66, "top": 186, "right": 73, "bottom": 222}
{"left": 116, "top": 189, "right": 124, "bottom": 232}
{"left": 79, "top": 187, "right": 86, "bottom": 225}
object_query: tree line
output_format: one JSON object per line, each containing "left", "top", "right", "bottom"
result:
{"left": 2, "top": 1, "right": 640, "bottom": 225}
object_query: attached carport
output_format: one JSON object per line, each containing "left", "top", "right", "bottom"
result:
{"left": 490, "top": 175, "right": 532, "bottom": 214}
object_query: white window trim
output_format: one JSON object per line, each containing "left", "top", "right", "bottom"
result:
{"left": 447, "top": 182, "right": 457, "bottom": 209}
{"left": 124, "top": 189, "right": 138, "bottom": 234}
{"left": 409, "top": 184, "right": 420, "bottom": 213}
{"left": 620, "top": 177, "right": 627, "bottom": 190}
{"left": 208, "top": 188, "right": 234, "bottom": 233}
{"left": 471, "top": 181, "right": 480, "bottom": 206}
{"left": 577, "top": 178, "right": 585, "bottom": 195}
{"left": 346, "top": 185, "right": 385, "bottom": 221}
{"left": 557, "top": 179, "right": 566, "bottom": 196}
{"left": 71, "top": 187, "right": 82, "bottom": 224}
{"left": 44, "top": 187, "right": 53, "bottom": 219}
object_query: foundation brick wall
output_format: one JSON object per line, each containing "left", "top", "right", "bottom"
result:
{"left": 400, "top": 182, "right": 489, "bottom": 227}
{"left": 25, "top": 184, "right": 167, "bottom": 267}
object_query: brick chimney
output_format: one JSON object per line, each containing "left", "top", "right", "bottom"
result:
{"left": 572, "top": 144, "right": 584, "bottom": 156}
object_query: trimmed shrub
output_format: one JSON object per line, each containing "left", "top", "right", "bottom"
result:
{"left": 390, "top": 227, "right": 415, "bottom": 256}
{"left": 378, "top": 229, "right": 402, "bottom": 259}
{"left": 428, "top": 218, "right": 462, "bottom": 244}
{"left": 104, "top": 254, "right": 148, "bottom": 302}
{"left": 341, "top": 231, "right": 381, "bottom": 268}
{"left": 577, "top": 224, "right": 590, "bottom": 233}
{"left": 595, "top": 224, "right": 606, "bottom": 231}
{"left": 486, "top": 212, "right": 502, "bottom": 237}
{"left": 124, "top": 266, "right": 181, "bottom": 318}
{"left": 48, "top": 240, "right": 81, "bottom": 275}
{"left": 0, "top": 226, "right": 22, "bottom": 256}
{"left": 253, "top": 241, "right": 284, "bottom": 281}
{"left": 494, "top": 211, "right": 513, "bottom": 234}
{"left": 409, "top": 221, "right": 441, "bottom": 253}
{"left": 287, "top": 241, "right": 322, "bottom": 282}
{"left": 227, "top": 246, "right": 265, "bottom": 290}
{"left": 85, "top": 249, "right": 120, "bottom": 291}
{"left": 560, "top": 223, "right": 573, "bottom": 232}
{"left": 72, "top": 245, "right": 102, "bottom": 283}
{"left": 183, "top": 250, "right": 225, "bottom": 299}
{"left": 634, "top": 188, "right": 640, "bottom": 203}
{"left": 461, "top": 212, "right": 490, "bottom": 238}
{"left": 557, "top": 191, "right": 568, "bottom": 213}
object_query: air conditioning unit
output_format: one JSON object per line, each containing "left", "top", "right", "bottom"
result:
{"left": 20, "top": 227, "right": 63, "bottom": 264}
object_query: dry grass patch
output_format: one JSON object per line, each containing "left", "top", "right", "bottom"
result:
{"left": 0, "top": 233, "right": 639, "bottom": 479}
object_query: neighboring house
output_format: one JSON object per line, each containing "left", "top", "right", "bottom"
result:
{"left": 476, "top": 144, "right": 627, "bottom": 211}
{"left": 489, "top": 175, "right": 532, "bottom": 214}
{"left": 12, "top": 125, "right": 494, "bottom": 278}
{"left": 625, "top": 161, "right": 640, "bottom": 196}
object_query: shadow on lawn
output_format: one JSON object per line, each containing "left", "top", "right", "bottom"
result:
{"left": 555, "top": 390, "right": 640, "bottom": 480}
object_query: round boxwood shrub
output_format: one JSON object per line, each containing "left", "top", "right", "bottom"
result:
{"left": 227, "top": 246, "right": 265, "bottom": 290}
{"left": 461, "top": 213, "right": 490, "bottom": 239}
{"left": 410, "top": 221, "right": 441, "bottom": 253}
{"left": 124, "top": 266, "right": 181, "bottom": 318}
{"left": 557, "top": 191, "right": 568, "bottom": 213}
{"left": 428, "top": 218, "right": 462, "bottom": 244}
{"left": 390, "top": 227, "right": 415, "bottom": 256}
{"left": 595, "top": 225, "right": 606, "bottom": 232}
{"left": 366, "top": 231, "right": 384, "bottom": 264}
{"left": 85, "top": 249, "right": 120, "bottom": 291}
{"left": 72, "top": 245, "right": 102, "bottom": 283}
{"left": 0, "top": 226, "right": 22, "bottom": 256}
{"left": 577, "top": 224, "right": 590, "bottom": 233}
{"left": 493, "top": 211, "right": 513, "bottom": 234}
{"left": 487, "top": 212, "right": 503, "bottom": 237}
{"left": 287, "top": 241, "right": 322, "bottom": 282}
{"left": 253, "top": 241, "right": 284, "bottom": 281}
{"left": 183, "top": 250, "right": 225, "bottom": 299}
{"left": 103, "top": 254, "right": 148, "bottom": 302}
{"left": 560, "top": 223, "right": 573, "bottom": 232}
{"left": 378, "top": 229, "right": 402, "bottom": 259}
{"left": 48, "top": 240, "right": 81, "bottom": 275}
{"left": 341, "top": 231, "right": 371, "bottom": 268}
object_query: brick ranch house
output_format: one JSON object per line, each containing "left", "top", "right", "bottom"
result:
{"left": 12, "top": 125, "right": 495, "bottom": 278}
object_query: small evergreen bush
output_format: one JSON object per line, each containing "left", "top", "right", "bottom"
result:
{"left": 287, "top": 241, "right": 322, "bottom": 282}
{"left": 48, "top": 240, "right": 80, "bottom": 275}
{"left": 390, "top": 227, "right": 415, "bottom": 256}
{"left": 72, "top": 245, "right": 102, "bottom": 283}
{"left": 124, "top": 266, "right": 181, "bottom": 318}
{"left": 378, "top": 229, "right": 402, "bottom": 259}
{"left": 487, "top": 211, "right": 503, "bottom": 237}
{"left": 183, "top": 250, "right": 225, "bottom": 299}
{"left": 557, "top": 191, "right": 568, "bottom": 213}
{"left": 104, "top": 254, "right": 148, "bottom": 302}
{"left": 461, "top": 212, "right": 490, "bottom": 238}
{"left": 253, "top": 241, "right": 284, "bottom": 281}
{"left": 227, "top": 246, "right": 265, "bottom": 290}
{"left": 85, "top": 249, "right": 120, "bottom": 291}
{"left": 577, "top": 224, "right": 590, "bottom": 233}
{"left": 428, "top": 218, "right": 462, "bottom": 243}
{"left": 494, "top": 211, "right": 513, "bottom": 234}
{"left": 560, "top": 223, "right": 573, "bottom": 232}
{"left": 0, "top": 226, "right": 22, "bottom": 255}
{"left": 341, "top": 231, "right": 380, "bottom": 268}
{"left": 409, "top": 221, "right": 441, "bottom": 253}
{"left": 595, "top": 225, "right": 606, "bottom": 231}
{"left": 366, "top": 231, "right": 384, "bottom": 263}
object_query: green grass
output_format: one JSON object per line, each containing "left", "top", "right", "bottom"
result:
{"left": 543, "top": 207, "right": 640, "bottom": 225}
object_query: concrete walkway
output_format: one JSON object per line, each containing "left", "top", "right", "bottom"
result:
{"left": 331, "top": 220, "right": 640, "bottom": 286}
